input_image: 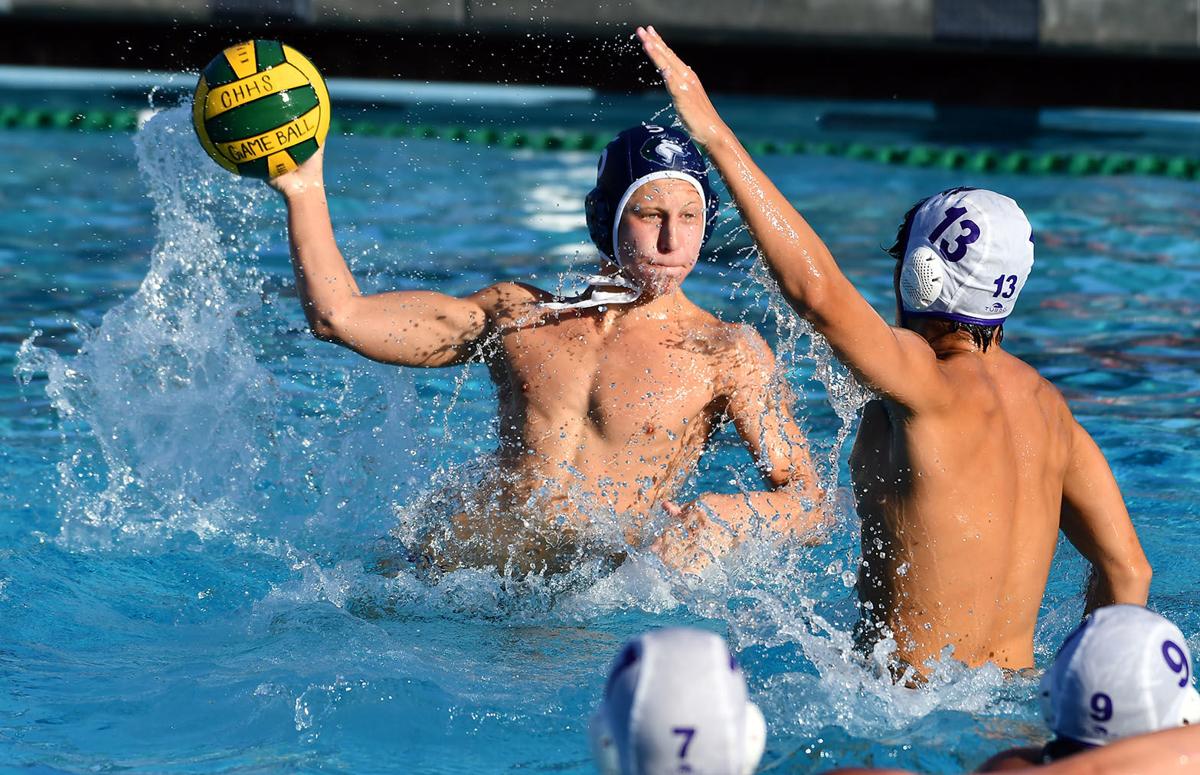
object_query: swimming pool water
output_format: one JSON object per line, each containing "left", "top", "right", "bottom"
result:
{"left": 2, "top": 89, "right": 1199, "bottom": 773}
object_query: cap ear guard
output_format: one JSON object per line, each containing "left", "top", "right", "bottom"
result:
{"left": 1182, "top": 687, "right": 1200, "bottom": 727}
{"left": 702, "top": 184, "right": 721, "bottom": 251}
{"left": 899, "top": 245, "right": 944, "bottom": 311}
{"left": 1039, "top": 667, "right": 1057, "bottom": 731}
{"left": 585, "top": 187, "right": 616, "bottom": 262}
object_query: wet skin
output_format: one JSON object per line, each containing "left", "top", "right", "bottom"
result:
{"left": 271, "top": 150, "right": 824, "bottom": 574}
{"left": 850, "top": 329, "right": 1081, "bottom": 669}
{"left": 638, "top": 25, "right": 1150, "bottom": 671}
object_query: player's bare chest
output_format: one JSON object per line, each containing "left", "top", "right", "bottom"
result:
{"left": 497, "top": 321, "right": 720, "bottom": 416}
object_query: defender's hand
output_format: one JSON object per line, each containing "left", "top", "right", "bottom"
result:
{"left": 636, "top": 26, "right": 726, "bottom": 148}
{"left": 269, "top": 145, "right": 326, "bottom": 197}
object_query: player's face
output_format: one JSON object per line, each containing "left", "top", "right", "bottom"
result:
{"left": 615, "top": 179, "right": 704, "bottom": 295}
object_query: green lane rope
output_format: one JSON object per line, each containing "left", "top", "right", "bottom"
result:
{"left": 3, "top": 103, "right": 1199, "bottom": 181}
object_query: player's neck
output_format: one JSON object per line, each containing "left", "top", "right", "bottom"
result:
{"left": 630, "top": 284, "right": 691, "bottom": 316}
{"left": 910, "top": 318, "right": 996, "bottom": 357}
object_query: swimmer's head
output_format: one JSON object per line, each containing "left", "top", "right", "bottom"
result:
{"left": 1040, "top": 605, "right": 1200, "bottom": 749}
{"left": 586, "top": 125, "right": 719, "bottom": 293}
{"left": 589, "top": 627, "right": 766, "bottom": 775}
{"left": 886, "top": 187, "right": 1034, "bottom": 350}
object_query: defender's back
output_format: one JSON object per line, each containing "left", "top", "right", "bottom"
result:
{"left": 852, "top": 347, "right": 1075, "bottom": 670}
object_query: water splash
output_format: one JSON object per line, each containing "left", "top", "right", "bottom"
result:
{"left": 16, "top": 107, "right": 277, "bottom": 549}
{"left": 13, "top": 107, "right": 429, "bottom": 554}
{"left": 10, "top": 104, "right": 1021, "bottom": 749}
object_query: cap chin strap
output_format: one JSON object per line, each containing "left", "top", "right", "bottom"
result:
{"left": 540, "top": 273, "right": 642, "bottom": 311}
{"left": 588, "top": 700, "right": 766, "bottom": 775}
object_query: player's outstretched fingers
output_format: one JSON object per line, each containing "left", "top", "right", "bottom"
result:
{"left": 636, "top": 27, "right": 665, "bottom": 76}
{"left": 637, "top": 26, "right": 682, "bottom": 82}
{"left": 634, "top": 26, "right": 723, "bottom": 147}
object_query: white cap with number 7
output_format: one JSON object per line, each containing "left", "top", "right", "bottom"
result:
{"left": 1040, "top": 604, "right": 1200, "bottom": 746}
{"left": 589, "top": 627, "right": 766, "bottom": 775}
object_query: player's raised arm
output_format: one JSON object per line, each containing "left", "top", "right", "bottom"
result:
{"left": 635, "top": 26, "right": 949, "bottom": 410}
{"left": 1059, "top": 417, "right": 1152, "bottom": 613}
{"left": 270, "top": 148, "right": 490, "bottom": 367}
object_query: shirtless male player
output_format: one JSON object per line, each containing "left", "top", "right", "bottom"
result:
{"left": 638, "top": 26, "right": 1150, "bottom": 671}
{"left": 268, "top": 125, "right": 823, "bottom": 575}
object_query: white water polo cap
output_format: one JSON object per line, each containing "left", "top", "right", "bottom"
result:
{"left": 899, "top": 187, "right": 1034, "bottom": 325}
{"left": 589, "top": 628, "right": 766, "bottom": 775}
{"left": 1040, "top": 604, "right": 1200, "bottom": 747}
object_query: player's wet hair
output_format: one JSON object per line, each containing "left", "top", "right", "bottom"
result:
{"left": 886, "top": 193, "right": 1004, "bottom": 352}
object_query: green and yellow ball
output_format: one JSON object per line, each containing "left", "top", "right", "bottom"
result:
{"left": 192, "top": 40, "right": 331, "bottom": 179}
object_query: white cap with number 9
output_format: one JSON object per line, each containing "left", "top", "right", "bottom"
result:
{"left": 1040, "top": 604, "right": 1200, "bottom": 746}
{"left": 589, "top": 627, "right": 766, "bottom": 775}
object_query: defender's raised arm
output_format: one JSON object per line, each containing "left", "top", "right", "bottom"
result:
{"left": 270, "top": 148, "right": 490, "bottom": 367}
{"left": 638, "top": 26, "right": 1148, "bottom": 670}
{"left": 636, "top": 26, "right": 947, "bottom": 411}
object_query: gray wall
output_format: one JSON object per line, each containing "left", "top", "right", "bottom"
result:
{"left": 1041, "top": 0, "right": 1199, "bottom": 50}
{"left": 6, "top": 0, "right": 1200, "bottom": 56}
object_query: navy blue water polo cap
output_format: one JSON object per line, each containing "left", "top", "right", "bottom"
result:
{"left": 585, "top": 124, "right": 720, "bottom": 263}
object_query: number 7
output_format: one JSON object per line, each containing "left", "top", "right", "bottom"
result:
{"left": 672, "top": 727, "right": 696, "bottom": 758}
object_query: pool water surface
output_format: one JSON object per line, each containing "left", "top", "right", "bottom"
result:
{"left": 1, "top": 88, "right": 1199, "bottom": 773}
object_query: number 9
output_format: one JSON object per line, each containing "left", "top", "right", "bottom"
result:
{"left": 1089, "top": 692, "right": 1113, "bottom": 722}
{"left": 1163, "top": 641, "right": 1191, "bottom": 688}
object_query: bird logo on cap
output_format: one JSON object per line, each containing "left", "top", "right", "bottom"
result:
{"left": 642, "top": 137, "right": 686, "bottom": 166}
